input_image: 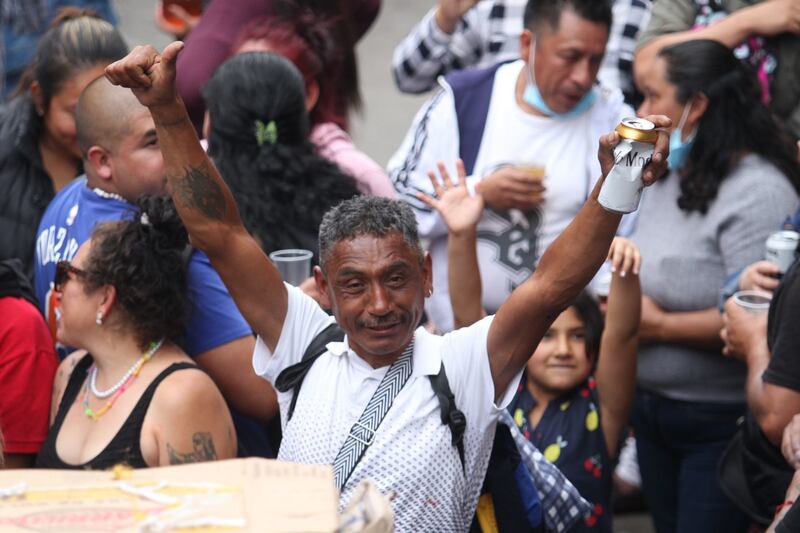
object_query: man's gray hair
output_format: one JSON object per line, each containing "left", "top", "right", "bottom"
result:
{"left": 318, "top": 196, "right": 424, "bottom": 268}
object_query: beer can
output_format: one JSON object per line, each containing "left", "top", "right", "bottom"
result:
{"left": 598, "top": 118, "right": 658, "bottom": 214}
{"left": 765, "top": 230, "right": 799, "bottom": 274}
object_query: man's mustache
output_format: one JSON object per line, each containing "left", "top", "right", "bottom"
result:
{"left": 357, "top": 313, "right": 407, "bottom": 328}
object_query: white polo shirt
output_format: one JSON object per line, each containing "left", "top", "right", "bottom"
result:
{"left": 253, "top": 284, "right": 520, "bottom": 532}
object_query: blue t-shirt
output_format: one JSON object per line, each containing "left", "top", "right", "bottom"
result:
{"left": 34, "top": 177, "right": 252, "bottom": 356}
{"left": 34, "top": 178, "right": 272, "bottom": 457}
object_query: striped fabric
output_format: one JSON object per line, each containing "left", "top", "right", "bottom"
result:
{"left": 333, "top": 339, "right": 415, "bottom": 490}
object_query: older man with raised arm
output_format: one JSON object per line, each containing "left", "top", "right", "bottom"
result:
{"left": 105, "top": 42, "right": 669, "bottom": 531}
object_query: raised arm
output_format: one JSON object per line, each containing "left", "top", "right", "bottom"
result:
{"left": 105, "top": 43, "right": 287, "bottom": 351}
{"left": 392, "top": 0, "right": 482, "bottom": 94}
{"left": 596, "top": 238, "right": 642, "bottom": 458}
{"left": 417, "top": 160, "right": 486, "bottom": 328}
{"left": 488, "top": 118, "right": 670, "bottom": 399}
{"left": 636, "top": 0, "right": 800, "bottom": 78}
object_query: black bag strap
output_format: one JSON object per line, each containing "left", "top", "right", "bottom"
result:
{"left": 274, "top": 323, "right": 344, "bottom": 421}
{"left": 429, "top": 362, "right": 466, "bottom": 469}
{"left": 275, "top": 324, "right": 467, "bottom": 469}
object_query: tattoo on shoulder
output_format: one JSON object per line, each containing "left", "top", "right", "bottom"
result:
{"left": 166, "top": 432, "right": 218, "bottom": 464}
{"left": 169, "top": 160, "right": 227, "bottom": 221}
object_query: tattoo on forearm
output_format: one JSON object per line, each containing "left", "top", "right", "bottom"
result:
{"left": 169, "top": 160, "right": 227, "bottom": 221}
{"left": 166, "top": 432, "right": 218, "bottom": 464}
{"left": 154, "top": 115, "right": 187, "bottom": 129}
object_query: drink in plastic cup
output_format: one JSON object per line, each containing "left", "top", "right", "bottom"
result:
{"left": 732, "top": 290, "right": 772, "bottom": 314}
{"left": 269, "top": 249, "right": 313, "bottom": 286}
{"left": 515, "top": 164, "right": 546, "bottom": 198}
{"left": 515, "top": 165, "right": 546, "bottom": 178}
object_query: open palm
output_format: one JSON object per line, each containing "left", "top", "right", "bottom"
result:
{"left": 417, "top": 160, "right": 484, "bottom": 234}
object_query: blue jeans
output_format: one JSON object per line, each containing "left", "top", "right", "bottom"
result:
{"left": 632, "top": 388, "right": 748, "bottom": 533}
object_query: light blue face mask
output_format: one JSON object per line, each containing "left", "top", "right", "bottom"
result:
{"left": 523, "top": 40, "right": 597, "bottom": 119}
{"left": 667, "top": 101, "right": 696, "bottom": 171}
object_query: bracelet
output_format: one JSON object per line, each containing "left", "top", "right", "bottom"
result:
{"left": 776, "top": 499, "right": 795, "bottom": 516}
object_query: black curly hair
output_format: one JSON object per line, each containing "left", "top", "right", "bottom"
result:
{"left": 83, "top": 196, "right": 189, "bottom": 350}
{"left": 203, "top": 52, "right": 361, "bottom": 262}
{"left": 659, "top": 40, "right": 800, "bottom": 214}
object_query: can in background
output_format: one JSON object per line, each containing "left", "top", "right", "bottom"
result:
{"left": 598, "top": 118, "right": 658, "bottom": 214}
{"left": 765, "top": 230, "right": 799, "bottom": 274}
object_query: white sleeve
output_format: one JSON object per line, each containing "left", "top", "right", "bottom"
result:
{"left": 252, "top": 283, "right": 335, "bottom": 384}
{"left": 441, "top": 316, "right": 521, "bottom": 421}
{"left": 387, "top": 86, "right": 461, "bottom": 240}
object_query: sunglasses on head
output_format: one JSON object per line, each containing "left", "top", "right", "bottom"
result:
{"left": 54, "top": 260, "right": 86, "bottom": 292}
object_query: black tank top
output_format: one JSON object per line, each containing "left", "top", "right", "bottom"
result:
{"left": 36, "top": 354, "right": 200, "bottom": 470}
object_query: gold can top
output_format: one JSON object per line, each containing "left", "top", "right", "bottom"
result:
{"left": 615, "top": 117, "right": 658, "bottom": 143}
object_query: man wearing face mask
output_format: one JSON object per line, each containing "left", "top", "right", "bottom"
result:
{"left": 389, "top": 0, "right": 633, "bottom": 333}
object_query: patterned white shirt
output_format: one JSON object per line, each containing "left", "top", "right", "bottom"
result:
{"left": 253, "top": 284, "right": 520, "bottom": 532}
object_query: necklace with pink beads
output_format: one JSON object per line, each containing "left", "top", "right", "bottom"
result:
{"left": 82, "top": 339, "right": 164, "bottom": 421}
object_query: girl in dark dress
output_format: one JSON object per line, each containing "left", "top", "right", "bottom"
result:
{"left": 419, "top": 159, "right": 642, "bottom": 532}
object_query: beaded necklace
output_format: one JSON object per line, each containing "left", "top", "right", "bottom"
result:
{"left": 82, "top": 339, "right": 164, "bottom": 420}
{"left": 92, "top": 187, "right": 127, "bottom": 203}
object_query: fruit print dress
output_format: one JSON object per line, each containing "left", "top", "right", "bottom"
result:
{"left": 508, "top": 376, "right": 612, "bottom": 532}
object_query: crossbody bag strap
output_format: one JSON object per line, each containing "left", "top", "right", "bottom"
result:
{"left": 332, "top": 339, "right": 415, "bottom": 490}
{"left": 430, "top": 362, "right": 467, "bottom": 469}
{"left": 274, "top": 323, "right": 345, "bottom": 421}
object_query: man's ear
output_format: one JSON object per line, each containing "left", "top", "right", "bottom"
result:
{"left": 313, "top": 265, "right": 332, "bottom": 310}
{"left": 30, "top": 80, "right": 45, "bottom": 116}
{"left": 86, "top": 145, "right": 113, "bottom": 181}
{"left": 422, "top": 252, "right": 433, "bottom": 298}
{"left": 519, "top": 29, "right": 533, "bottom": 64}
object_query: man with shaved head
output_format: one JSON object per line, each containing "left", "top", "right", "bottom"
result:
{"left": 33, "top": 76, "right": 279, "bottom": 459}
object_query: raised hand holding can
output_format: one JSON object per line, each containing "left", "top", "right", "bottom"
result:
{"left": 598, "top": 118, "right": 658, "bottom": 214}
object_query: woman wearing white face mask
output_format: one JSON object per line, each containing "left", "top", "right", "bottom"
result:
{"left": 630, "top": 39, "right": 800, "bottom": 533}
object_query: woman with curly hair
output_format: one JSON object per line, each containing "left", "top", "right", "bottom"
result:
{"left": 630, "top": 39, "right": 800, "bottom": 532}
{"left": 203, "top": 52, "right": 361, "bottom": 263}
{"left": 36, "top": 196, "right": 236, "bottom": 469}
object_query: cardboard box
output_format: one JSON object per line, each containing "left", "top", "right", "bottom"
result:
{"left": 0, "top": 459, "right": 338, "bottom": 532}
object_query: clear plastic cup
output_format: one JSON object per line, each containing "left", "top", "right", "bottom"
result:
{"left": 269, "top": 249, "right": 313, "bottom": 286}
{"left": 732, "top": 290, "right": 772, "bottom": 314}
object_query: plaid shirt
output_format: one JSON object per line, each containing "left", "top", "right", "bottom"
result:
{"left": 392, "top": 0, "right": 651, "bottom": 104}
{"left": 500, "top": 411, "right": 592, "bottom": 533}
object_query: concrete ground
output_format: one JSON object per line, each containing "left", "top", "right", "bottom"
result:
{"left": 111, "top": 1, "right": 655, "bottom": 531}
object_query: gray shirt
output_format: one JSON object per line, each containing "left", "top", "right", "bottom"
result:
{"left": 632, "top": 155, "right": 799, "bottom": 404}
